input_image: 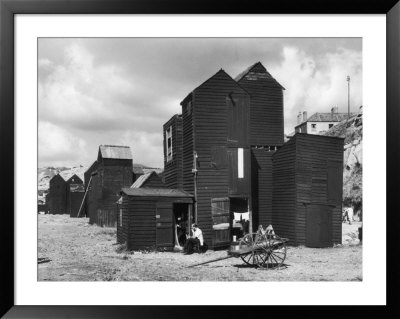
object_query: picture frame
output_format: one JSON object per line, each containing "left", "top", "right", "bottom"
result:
{"left": 1, "top": 0, "right": 398, "bottom": 317}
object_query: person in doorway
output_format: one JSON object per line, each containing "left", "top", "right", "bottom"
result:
{"left": 346, "top": 206, "right": 354, "bottom": 225}
{"left": 184, "top": 223, "right": 205, "bottom": 255}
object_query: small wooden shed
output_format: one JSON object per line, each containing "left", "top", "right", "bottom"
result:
{"left": 272, "top": 133, "right": 344, "bottom": 247}
{"left": 48, "top": 174, "right": 67, "bottom": 214}
{"left": 117, "top": 188, "right": 193, "bottom": 250}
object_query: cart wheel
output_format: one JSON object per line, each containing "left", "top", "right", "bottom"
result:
{"left": 257, "top": 239, "right": 287, "bottom": 269}
{"left": 239, "top": 233, "right": 256, "bottom": 266}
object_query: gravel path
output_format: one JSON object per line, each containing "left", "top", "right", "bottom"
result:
{"left": 38, "top": 214, "right": 362, "bottom": 281}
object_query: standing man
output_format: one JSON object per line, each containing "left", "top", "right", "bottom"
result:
{"left": 346, "top": 206, "right": 354, "bottom": 225}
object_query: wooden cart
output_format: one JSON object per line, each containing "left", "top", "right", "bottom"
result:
{"left": 188, "top": 226, "right": 289, "bottom": 269}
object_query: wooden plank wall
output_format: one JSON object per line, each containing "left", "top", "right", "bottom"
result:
{"left": 84, "top": 161, "right": 98, "bottom": 218}
{"left": 142, "top": 174, "right": 166, "bottom": 188}
{"left": 190, "top": 70, "right": 250, "bottom": 247}
{"left": 295, "top": 134, "right": 344, "bottom": 245}
{"left": 49, "top": 175, "right": 67, "bottom": 214}
{"left": 163, "top": 115, "right": 183, "bottom": 189}
{"left": 182, "top": 100, "right": 194, "bottom": 195}
{"left": 272, "top": 138, "right": 297, "bottom": 242}
{"left": 121, "top": 197, "right": 157, "bottom": 250}
{"left": 69, "top": 191, "right": 84, "bottom": 217}
{"left": 251, "top": 148, "right": 274, "bottom": 228}
{"left": 237, "top": 63, "right": 284, "bottom": 146}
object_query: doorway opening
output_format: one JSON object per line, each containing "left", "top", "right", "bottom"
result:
{"left": 230, "top": 197, "right": 249, "bottom": 241}
{"left": 173, "top": 203, "right": 190, "bottom": 247}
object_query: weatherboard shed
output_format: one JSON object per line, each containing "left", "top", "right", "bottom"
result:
{"left": 117, "top": 188, "right": 193, "bottom": 250}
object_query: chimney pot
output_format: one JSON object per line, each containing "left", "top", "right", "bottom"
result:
{"left": 303, "top": 111, "right": 307, "bottom": 122}
{"left": 297, "top": 112, "right": 302, "bottom": 124}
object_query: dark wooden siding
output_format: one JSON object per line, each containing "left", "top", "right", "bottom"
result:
{"left": 182, "top": 99, "right": 194, "bottom": 195}
{"left": 296, "top": 134, "right": 343, "bottom": 246}
{"left": 272, "top": 134, "right": 344, "bottom": 246}
{"left": 141, "top": 174, "right": 166, "bottom": 188}
{"left": 237, "top": 63, "right": 284, "bottom": 146}
{"left": 48, "top": 175, "right": 67, "bottom": 214}
{"left": 69, "top": 191, "right": 85, "bottom": 217}
{"left": 84, "top": 161, "right": 98, "bottom": 218}
{"left": 87, "top": 157, "right": 133, "bottom": 227}
{"left": 272, "top": 138, "right": 297, "bottom": 242}
{"left": 163, "top": 115, "right": 183, "bottom": 189}
{"left": 190, "top": 70, "right": 251, "bottom": 247}
{"left": 251, "top": 148, "right": 274, "bottom": 228}
{"left": 66, "top": 175, "right": 83, "bottom": 216}
{"left": 119, "top": 196, "right": 192, "bottom": 250}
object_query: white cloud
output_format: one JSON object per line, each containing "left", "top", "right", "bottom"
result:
{"left": 270, "top": 46, "right": 362, "bottom": 133}
{"left": 39, "top": 121, "right": 87, "bottom": 166}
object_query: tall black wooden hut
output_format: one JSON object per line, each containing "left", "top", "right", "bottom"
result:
{"left": 272, "top": 133, "right": 344, "bottom": 247}
{"left": 235, "top": 62, "right": 285, "bottom": 228}
{"left": 161, "top": 63, "right": 285, "bottom": 249}
{"left": 48, "top": 174, "right": 67, "bottom": 214}
{"left": 65, "top": 174, "right": 84, "bottom": 217}
{"left": 163, "top": 114, "right": 183, "bottom": 189}
{"left": 117, "top": 188, "right": 193, "bottom": 250}
{"left": 178, "top": 68, "right": 252, "bottom": 249}
{"left": 87, "top": 145, "right": 133, "bottom": 227}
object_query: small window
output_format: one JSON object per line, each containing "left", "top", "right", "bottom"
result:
{"left": 329, "top": 124, "right": 334, "bottom": 129}
{"left": 311, "top": 124, "right": 317, "bottom": 131}
{"left": 165, "top": 126, "right": 173, "bottom": 162}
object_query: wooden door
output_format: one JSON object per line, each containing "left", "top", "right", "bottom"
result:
{"left": 211, "top": 198, "right": 231, "bottom": 247}
{"left": 156, "top": 202, "right": 174, "bottom": 249}
{"left": 306, "top": 204, "right": 333, "bottom": 247}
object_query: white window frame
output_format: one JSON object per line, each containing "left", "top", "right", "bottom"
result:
{"left": 238, "top": 148, "right": 244, "bottom": 179}
{"left": 166, "top": 126, "right": 173, "bottom": 162}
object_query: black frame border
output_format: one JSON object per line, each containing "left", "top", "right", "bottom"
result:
{"left": 1, "top": 0, "right": 398, "bottom": 318}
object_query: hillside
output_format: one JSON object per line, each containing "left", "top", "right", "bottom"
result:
{"left": 37, "top": 166, "right": 87, "bottom": 202}
{"left": 322, "top": 111, "right": 363, "bottom": 218}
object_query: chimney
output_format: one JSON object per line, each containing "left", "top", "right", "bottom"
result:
{"left": 297, "top": 112, "right": 302, "bottom": 124}
{"left": 303, "top": 111, "right": 307, "bottom": 122}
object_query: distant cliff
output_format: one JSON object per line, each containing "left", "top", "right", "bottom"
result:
{"left": 322, "top": 111, "right": 363, "bottom": 218}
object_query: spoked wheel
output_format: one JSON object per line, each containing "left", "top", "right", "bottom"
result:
{"left": 256, "top": 239, "right": 287, "bottom": 269}
{"left": 239, "top": 233, "right": 257, "bottom": 266}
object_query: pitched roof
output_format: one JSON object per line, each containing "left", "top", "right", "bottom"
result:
{"left": 121, "top": 188, "right": 193, "bottom": 198}
{"left": 131, "top": 171, "right": 157, "bottom": 188}
{"left": 181, "top": 69, "right": 246, "bottom": 105}
{"left": 234, "top": 62, "right": 285, "bottom": 89}
{"left": 304, "top": 112, "right": 356, "bottom": 123}
{"left": 99, "top": 145, "right": 132, "bottom": 160}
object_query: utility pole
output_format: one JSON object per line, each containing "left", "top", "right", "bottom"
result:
{"left": 347, "top": 75, "right": 350, "bottom": 120}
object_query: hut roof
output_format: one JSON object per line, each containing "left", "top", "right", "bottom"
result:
{"left": 131, "top": 171, "right": 156, "bottom": 188}
{"left": 300, "top": 112, "right": 356, "bottom": 123}
{"left": 121, "top": 188, "right": 193, "bottom": 198}
{"left": 99, "top": 145, "right": 132, "bottom": 160}
{"left": 234, "top": 62, "right": 285, "bottom": 89}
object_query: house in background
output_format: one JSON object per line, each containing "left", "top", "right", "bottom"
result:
{"left": 295, "top": 107, "right": 354, "bottom": 135}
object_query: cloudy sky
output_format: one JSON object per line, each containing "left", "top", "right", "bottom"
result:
{"left": 38, "top": 38, "right": 362, "bottom": 168}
